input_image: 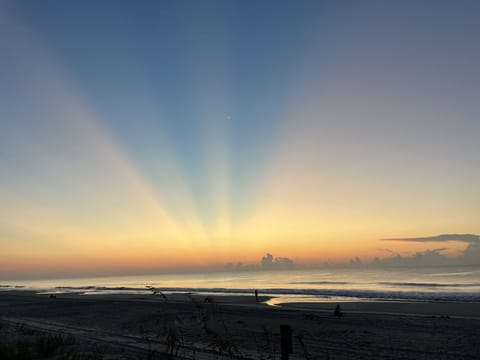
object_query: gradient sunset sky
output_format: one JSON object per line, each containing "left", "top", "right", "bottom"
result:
{"left": 1, "top": 0, "right": 479, "bottom": 279}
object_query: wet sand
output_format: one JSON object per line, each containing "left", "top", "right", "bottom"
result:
{"left": 1, "top": 290, "right": 480, "bottom": 359}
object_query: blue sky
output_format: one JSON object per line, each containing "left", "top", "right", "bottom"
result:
{"left": 5, "top": 0, "right": 327, "bottom": 225}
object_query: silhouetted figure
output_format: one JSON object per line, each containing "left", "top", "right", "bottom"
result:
{"left": 49, "top": 294, "right": 56, "bottom": 299}
{"left": 255, "top": 289, "right": 258, "bottom": 302}
{"left": 334, "top": 304, "right": 343, "bottom": 317}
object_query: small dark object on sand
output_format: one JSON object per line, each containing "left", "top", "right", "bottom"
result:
{"left": 334, "top": 304, "right": 343, "bottom": 317}
{"left": 49, "top": 294, "right": 56, "bottom": 299}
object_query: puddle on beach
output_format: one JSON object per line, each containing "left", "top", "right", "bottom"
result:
{"left": 264, "top": 295, "right": 366, "bottom": 307}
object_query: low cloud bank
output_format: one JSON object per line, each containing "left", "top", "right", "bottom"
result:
{"left": 224, "top": 253, "right": 295, "bottom": 271}
{"left": 348, "top": 233, "right": 480, "bottom": 268}
{"left": 224, "top": 234, "right": 480, "bottom": 271}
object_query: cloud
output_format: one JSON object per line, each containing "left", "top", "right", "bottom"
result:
{"left": 261, "top": 253, "right": 295, "bottom": 270}
{"left": 326, "top": 234, "right": 480, "bottom": 268}
{"left": 376, "top": 248, "right": 396, "bottom": 254}
{"left": 370, "top": 248, "right": 452, "bottom": 267}
{"left": 459, "top": 242, "right": 480, "bottom": 263}
{"left": 381, "top": 234, "right": 480, "bottom": 244}
{"left": 364, "top": 234, "right": 480, "bottom": 267}
{"left": 224, "top": 253, "right": 295, "bottom": 271}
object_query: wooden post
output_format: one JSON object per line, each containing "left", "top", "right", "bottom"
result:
{"left": 280, "top": 324, "right": 292, "bottom": 360}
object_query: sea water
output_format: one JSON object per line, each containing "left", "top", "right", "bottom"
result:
{"left": 2, "top": 266, "right": 480, "bottom": 303}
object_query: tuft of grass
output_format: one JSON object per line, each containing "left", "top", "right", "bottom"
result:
{"left": 294, "top": 331, "right": 312, "bottom": 360}
{"left": 146, "top": 285, "right": 168, "bottom": 301}
{"left": 35, "top": 333, "right": 65, "bottom": 357}
{"left": 209, "top": 336, "right": 239, "bottom": 360}
{"left": 16, "top": 324, "right": 36, "bottom": 336}
{"left": 0, "top": 325, "right": 103, "bottom": 360}
{"left": 255, "top": 325, "right": 278, "bottom": 360}
{"left": 59, "top": 349, "right": 105, "bottom": 360}
{"left": 0, "top": 341, "right": 34, "bottom": 360}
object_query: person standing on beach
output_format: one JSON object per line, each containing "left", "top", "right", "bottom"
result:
{"left": 255, "top": 289, "right": 259, "bottom": 302}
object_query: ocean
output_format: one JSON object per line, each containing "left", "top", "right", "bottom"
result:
{"left": 2, "top": 266, "right": 480, "bottom": 303}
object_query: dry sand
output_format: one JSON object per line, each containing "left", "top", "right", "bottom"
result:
{"left": 1, "top": 290, "right": 480, "bottom": 359}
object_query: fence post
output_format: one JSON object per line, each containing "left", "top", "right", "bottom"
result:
{"left": 280, "top": 324, "right": 292, "bottom": 360}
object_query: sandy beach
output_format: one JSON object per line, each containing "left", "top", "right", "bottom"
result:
{"left": 1, "top": 290, "right": 480, "bottom": 359}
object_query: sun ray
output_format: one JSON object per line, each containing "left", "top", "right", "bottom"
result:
{"left": 0, "top": 10, "right": 208, "bottom": 268}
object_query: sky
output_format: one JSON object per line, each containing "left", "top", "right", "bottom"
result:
{"left": 1, "top": 0, "right": 479, "bottom": 279}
